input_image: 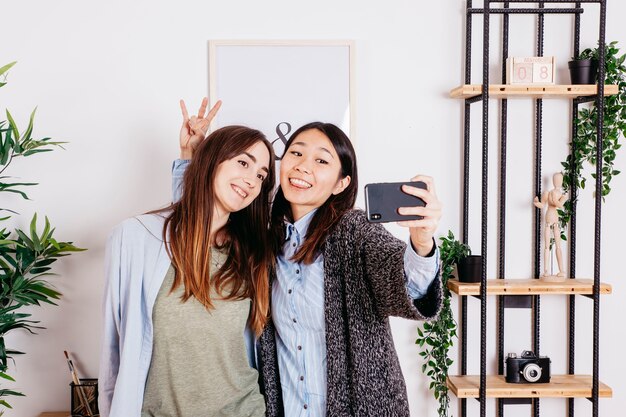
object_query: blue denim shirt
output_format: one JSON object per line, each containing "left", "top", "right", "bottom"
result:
{"left": 273, "top": 209, "right": 438, "bottom": 416}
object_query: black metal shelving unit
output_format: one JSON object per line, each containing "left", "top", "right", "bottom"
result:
{"left": 450, "top": 1, "right": 612, "bottom": 417}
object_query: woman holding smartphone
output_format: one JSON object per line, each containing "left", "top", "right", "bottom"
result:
{"left": 174, "top": 105, "right": 442, "bottom": 417}
{"left": 99, "top": 100, "right": 275, "bottom": 417}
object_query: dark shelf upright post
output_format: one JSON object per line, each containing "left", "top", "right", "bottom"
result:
{"left": 592, "top": 2, "right": 607, "bottom": 416}
{"left": 533, "top": 4, "right": 546, "bottom": 417}
{"left": 480, "top": 0, "right": 491, "bottom": 416}
{"left": 497, "top": 2, "right": 510, "bottom": 417}
{"left": 461, "top": 1, "right": 473, "bottom": 417}
{"left": 569, "top": 5, "right": 582, "bottom": 417}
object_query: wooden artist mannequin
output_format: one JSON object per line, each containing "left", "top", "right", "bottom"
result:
{"left": 533, "top": 172, "right": 568, "bottom": 280}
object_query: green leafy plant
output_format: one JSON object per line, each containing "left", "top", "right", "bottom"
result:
{"left": 0, "top": 62, "right": 84, "bottom": 413}
{"left": 1, "top": 62, "right": 65, "bottom": 211}
{"left": 559, "top": 41, "right": 625, "bottom": 234}
{"left": 416, "top": 231, "right": 466, "bottom": 417}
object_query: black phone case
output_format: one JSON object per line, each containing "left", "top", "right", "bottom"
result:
{"left": 364, "top": 181, "right": 427, "bottom": 223}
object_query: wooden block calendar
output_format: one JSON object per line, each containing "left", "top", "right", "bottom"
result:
{"left": 506, "top": 56, "right": 555, "bottom": 84}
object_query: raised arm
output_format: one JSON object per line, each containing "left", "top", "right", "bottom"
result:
{"left": 173, "top": 98, "right": 222, "bottom": 202}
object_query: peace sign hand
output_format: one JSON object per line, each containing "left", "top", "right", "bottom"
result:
{"left": 179, "top": 98, "right": 222, "bottom": 159}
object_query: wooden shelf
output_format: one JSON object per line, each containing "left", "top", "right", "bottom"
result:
{"left": 450, "top": 84, "right": 619, "bottom": 99}
{"left": 448, "top": 375, "right": 612, "bottom": 398}
{"left": 39, "top": 413, "right": 69, "bottom": 417}
{"left": 447, "top": 278, "right": 612, "bottom": 296}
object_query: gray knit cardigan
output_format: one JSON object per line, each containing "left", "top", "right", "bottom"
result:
{"left": 258, "top": 209, "right": 443, "bottom": 417}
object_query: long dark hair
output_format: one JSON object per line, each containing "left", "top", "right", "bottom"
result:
{"left": 163, "top": 125, "right": 276, "bottom": 335}
{"left": 270, "top": 122, "right": 358, "bottom": 264}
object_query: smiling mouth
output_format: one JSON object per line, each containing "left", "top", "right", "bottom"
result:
{"left": 231, "top": 184, "right": 249, "bottom": 198}
{"left": 289, "top": 178, "right": 312, "bottom": 189}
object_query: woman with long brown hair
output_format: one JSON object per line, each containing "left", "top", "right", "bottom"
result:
{"left": 174, "top": 117, "right": 443, "bottom": 417}
{"left": 99, "top": 100, "right": 275, "bottom": 417}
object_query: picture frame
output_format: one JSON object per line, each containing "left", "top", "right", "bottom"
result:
{"left": 208, "top": 40, "right": 355, "bottom": 160}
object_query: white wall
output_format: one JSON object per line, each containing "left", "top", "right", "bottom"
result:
{"left": 1, "top": 1, "right": 624, "bottom": 416}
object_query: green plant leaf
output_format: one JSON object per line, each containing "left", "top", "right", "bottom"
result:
{"left": 0, "top": 62, "right": 16, "bottom": 78}
{"left": 23, "top": 149, "right": 53, "bottom": 157}
{"left": 0, "top": 129, "right": 14, "bottom": 166}
{"left": 5, "top": 110, "right": 19, "bottom": 141}
{"left": 29, "top": 213, "right": 42, "bottom": 251}
{"left": 20, "top": 107, "right": 37, "bottom": 144}
{"left": 0, "top": 372, "right": 15, "bottom": 382}
{"left": 0, "top": 389, "right": 24, "bottom": 398}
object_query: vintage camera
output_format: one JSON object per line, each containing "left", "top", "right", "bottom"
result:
{"left": 505, "top": 350, "right": 551, "bottom": 383}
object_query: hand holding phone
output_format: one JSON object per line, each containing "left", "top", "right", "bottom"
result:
{"left": 365, "top": 181, "right": 427, "bottom": 223}
{"left": 366, "top": 176, "right": 442, "bottom": 257}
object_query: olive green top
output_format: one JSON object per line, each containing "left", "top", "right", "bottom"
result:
{"left": 141, "top": 249, "right": 265, "bottom": 417}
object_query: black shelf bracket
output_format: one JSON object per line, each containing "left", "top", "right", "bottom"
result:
{"left": 503, "top": 295, "right": 533, "bottom": 308}
{"left": 501, "top": 398, "right": 533, "bottom": 405}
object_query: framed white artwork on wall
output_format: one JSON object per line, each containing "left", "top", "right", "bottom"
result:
{"left": 208, "top": 40, "right": 355, "bottom": 160}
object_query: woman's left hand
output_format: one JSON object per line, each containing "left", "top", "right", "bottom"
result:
{"left": 179, "top": 98, "right": 222, "bottom": 159}
{"left": 397, "top": 175, "right": 442, "bottom": 257}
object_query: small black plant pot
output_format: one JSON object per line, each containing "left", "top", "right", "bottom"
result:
{"left": 568, "top": 59, "right": 598, "bottom": 84}
{"left": 457, "top": 255, "right": 483, "bottom": 283}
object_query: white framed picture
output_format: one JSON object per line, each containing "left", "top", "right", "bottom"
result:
{"left": 208, "top": 40, "right": 355, "bottom": 160}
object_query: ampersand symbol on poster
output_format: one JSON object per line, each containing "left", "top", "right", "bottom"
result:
{"left": 271, "top": 122, "right": 292, "bottom": 160}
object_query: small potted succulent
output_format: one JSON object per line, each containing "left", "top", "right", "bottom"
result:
{"left": 440, "top": 232, "right": 481, "bottom": 283}
{"left": 568, "top": 48, "right": 598, "bottom": 84}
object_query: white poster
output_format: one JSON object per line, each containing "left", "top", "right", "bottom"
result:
{"left": 208, "top": 40, "right": 355, "bottom": 160}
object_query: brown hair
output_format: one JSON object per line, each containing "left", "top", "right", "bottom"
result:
{"left": 270, "top": 122, "right": 358, "bottom": 264}
{"left": 163, "top": 126, "right": 275, "bottom": 335}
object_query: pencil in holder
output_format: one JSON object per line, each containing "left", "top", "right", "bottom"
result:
{"left": 70, "top": 378, "right": 99, "bottom": 417}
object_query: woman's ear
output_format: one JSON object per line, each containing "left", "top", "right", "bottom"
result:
{"left": 332, "top": 175, "right": 351, "bottom": 195}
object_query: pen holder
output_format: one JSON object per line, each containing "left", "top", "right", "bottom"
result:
{"left": 70, "top": 378, "right": 99, "bottom": 417}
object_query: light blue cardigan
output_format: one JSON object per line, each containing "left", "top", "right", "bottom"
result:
{"left": 98, "top": 213, "right": 257, "bottom": 417}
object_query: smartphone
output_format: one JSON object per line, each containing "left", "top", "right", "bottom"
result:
{"left": 364, "top": 181, "right": 427, "bottom": 223}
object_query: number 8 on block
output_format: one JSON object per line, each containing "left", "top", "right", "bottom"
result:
{"left": 507, "top": 56, "right": 555, "bottom": 85}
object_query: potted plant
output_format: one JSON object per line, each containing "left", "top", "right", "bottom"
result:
{"left": 0, "top": 61, "right": 85, "bottom": 412}
{"left": 568, "top": 49, "right": 598, "bottom": 84}
{"left": 559, "top": 41, "right": 625, "bottom": 234}
{"left": 416, "top": 230, "right": 461, "bottom": 417}
{"left": 457, "top": 250, "right": 483, "bottom": 284}
{"left": 436, "top": 231, "right": 480, "bottom": 283}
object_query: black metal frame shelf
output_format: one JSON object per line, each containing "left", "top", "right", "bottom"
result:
{"left": 453, "top": 1, "right": 611, "bottom": 417}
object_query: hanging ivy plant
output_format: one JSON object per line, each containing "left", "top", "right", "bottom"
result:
{"left": 559, "top": 41, "right": 625, "bottom": 234}
{"left": 416, "top": 230, "right": 464, "bottom": 417}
